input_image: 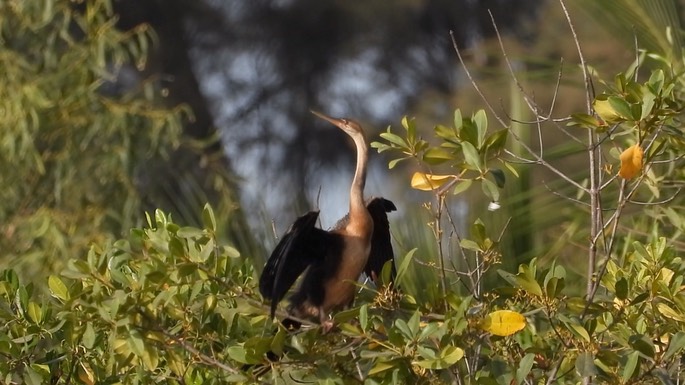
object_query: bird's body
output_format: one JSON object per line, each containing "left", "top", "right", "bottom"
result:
{"left": 259, "top": 111, "right": 396, "bottom": 327}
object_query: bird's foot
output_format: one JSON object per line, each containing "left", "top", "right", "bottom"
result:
{"left": 321, "top": 318, "right": 335, "bottom": 333}
{"left": 319, "top": 308, "right": 335, "bottom": 333}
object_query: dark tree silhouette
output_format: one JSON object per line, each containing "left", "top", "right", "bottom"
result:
{"left": 110, "top": 0, "right": 542, "bottom": 230}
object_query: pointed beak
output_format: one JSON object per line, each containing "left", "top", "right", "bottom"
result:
{"left": 311, "top": 110, "right": 345, "bottom": 129}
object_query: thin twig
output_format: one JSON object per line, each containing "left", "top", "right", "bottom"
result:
{"left": 450, "top": 30, "right": 508, "bottom": 128}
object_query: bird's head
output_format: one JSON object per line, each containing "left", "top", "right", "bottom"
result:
{"left": 311, "top": 110, "right": 365, "bottom": 138}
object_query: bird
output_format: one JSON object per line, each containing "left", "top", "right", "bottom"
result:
{"left": 259, "top": 110, "right": 396, "bottom": 330}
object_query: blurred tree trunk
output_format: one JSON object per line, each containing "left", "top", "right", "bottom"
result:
{"left": 113, "top": 0, "right": 256, "bottom": 252}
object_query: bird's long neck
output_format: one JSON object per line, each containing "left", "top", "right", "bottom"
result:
{"left": 349, "top": 131, "right": 369, "bottom": 225}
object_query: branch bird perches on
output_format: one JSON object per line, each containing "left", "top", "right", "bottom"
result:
{"left": 259, "top": 111, "right": 396, "bottom": 330}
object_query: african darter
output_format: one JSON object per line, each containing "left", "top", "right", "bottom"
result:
{"left": 259, "top": 111, "right": 396, "bottom": 329}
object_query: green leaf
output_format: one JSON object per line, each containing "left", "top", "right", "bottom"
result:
{"left": 452, "top": 179, "right": 472, "bottom": 195}
{"left": 490, "top": 169, "right": 506, "bottom": 188}
{"left": 483, "top": 129, "right": 508, "bottom": 153}
{"left": 498, "top": 266, "right": 542, "bottom": 297}
{"left": 575, "top": 351, "right": 598, "bottom": 377}
{"left": 142, "top": 344, "right": 159, "bottom": 370}
{"left": 473, "top": 109, "right": 488, "bottom": 147}
{"left": 460, "top": 239, "right": 480, "bottom": 252}
{"left": 359, "top": 304, "right": 368, "bottom": 333}
{"left": 481, "top": 178, "right": 500, "bottom": 202}
{"left": 82, "top": 322, "right": 96, "bottom": 349}
{"left": 435, "top": 124, "right": 457, "bottom": 141}
{"left": 27, "top": 301, "right": 42, "bottom": 324}
{"left": 440, "top": 345, "right": 464, "bottom": 365}
{"left": 647, "top": 69, "right": 664, "bottom": 94}
{"left": 202, "top": 204, "right": 216, "bottom": 232}
{"left": 407, "top": 311, "right": 420, "bottom": 337}
{"left": 396, "top": 248, "right": 417, "bottom": 286}
{"left": 227, "top": 346, "right": 249, "bottom": 364}
{"left": 177, "top": 227, "right": 205, "bottom": 238}
{"left": 415, "top": 346, "right": 463, "bottom": 369}
{"left": 608, "top": 96, "right": 633, "bottom": 120}
{"left": 615, "top": 277, "right": 628, "bottom": 300}
{"left": 461, "top": 141, "right": 482, "bottom": 170}
{"left": 403, "top": 116, "right": 416, "bottom": 143}
{"left": 629, "top": 335, "right": 654, "bottom": 359}
{"left": 569, "top": 113, "right": 600, "bottom": 129}
{"left": 380, "top": 131, "right": 407, "bottom": 148}
{"left": 471, "top": 220, "right": 486, "bottom": 245}
{"left": 664, "top": 332, "right": 685, "bottom": 360}
{"left": 453, "top": 109, "right": 463, "bottom": 130}
{"left": 621, "top": 351, "right": 639, "bottom": 382}
{"left": 48, "top": 275, "right": 69, "bottom": 301}
{"left": 22, "top": 365, "right": 43, "bottom": 385}
{"left": 422, "top": 147, "right": 453, "bottom": 165}
{"left": 516, "top": 353, "right": 535, "bottom": 384}
{"left": 128, "top": 329, "right": 145, "bottom": 358}
{"left": 640, "top": 91, "right": 656, "bottom": 120}
{"left": 369, "top": 360, "right": 396, "bottom": 375}
{"left": 561, "top": 317, "right": 591, "bottom": 342}
{"left": 388, "top": 157, "right": 408, "bottom": 169}
{"left": 394, "top": 319, "right": 413, "bottom": 340}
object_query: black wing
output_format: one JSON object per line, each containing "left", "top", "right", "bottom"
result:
{"left": 364, "top": 197, "right": 397, "bottom": 284}
{"left": 259, "top": 211, "right": 329, "bottom": 318}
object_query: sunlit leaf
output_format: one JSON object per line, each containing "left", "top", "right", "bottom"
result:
{"left": 78, "top": 362, "right": 95, "bottom": 385}
{"left": 410, "top": 172, "right": 455, "bottom": 191}
{"left": 380, "top": 131, "right": 407, "bottom": 148}
{"left": 593, "top": 95, "right": 623, "bottom": 124}
{"left": 27, "top": 301, "right": 42, "bottom": 324}
{"left": 395, "top": 248, "right": 417, "bottom": 286}
{"left": 440, "top": 346, "right": 464, "bottom": 365}
{"left": 618, "top": 144, "right": 643, "bottom": 179}
{"left": 481, "top": 310, "right": 526, "bottom": 336}
{"left": 202, "top": 203, "right": 216, "bottom": 232}
{"left": 608, "top": 96, "right": 634, "bottom": 120}
{"left": 656, "top": 302, "right": 685, "bottom": 322}
{"left": 48, "top": 275, "right": 69, "bottom": 302}
{"left": 369, "top": 360, "right": 396, "bottom": 375}
{"left": 569, "top": 113, "right": 600, "bottom": 129}
{"left": 664, "top": 332, "right": 685, "bottom": 360}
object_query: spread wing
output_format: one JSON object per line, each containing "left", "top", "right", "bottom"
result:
{"left": 259, "top": 211, "right": 331, "bottom": 318}
{"left": 364, "top": 197, "right": 397, "bottom": 283}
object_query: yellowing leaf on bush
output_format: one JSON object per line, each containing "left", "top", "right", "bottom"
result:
{"left": 411, "top": 172, "right": 455, "bottom": 191}
{"left": 481, "top": 310, "right": 526, "bottom": 336}
{"left": 656, "top": 302, "right": 685, "bottom": 322}
{"left": 593, "top": 97, "right": 622, "bottom": 124}
{"left": 618, "top": 144, "right": 643, "bottom": 180}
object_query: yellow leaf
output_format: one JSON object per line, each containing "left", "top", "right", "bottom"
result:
{"left": 481, "top": 310, "right": 526, "bottom": 336}
{"left": 656, "top": 302, "right": 685, "bottom": 322}
{"left": 411, "top": 172, "right": 455, "bottom": 191}
{"left": 618, "top": 144, "right": 643, "bottom": 180}
{"left": 78, "top": 362, "right": 95, "bottom": 385}
{"left": 593, "top": 97, "right": 621, "bottom": 124}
